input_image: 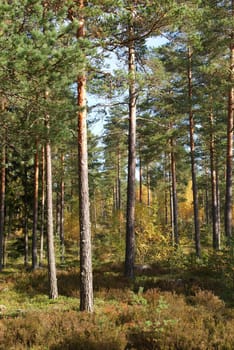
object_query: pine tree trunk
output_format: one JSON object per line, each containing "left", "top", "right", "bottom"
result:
{"left": 40, "top": 145, "right": 45, "bottom": 266}
{"left": 170, "top": 137, "right": 179, "bottom": 247}
{"left": 0, "top": 141, "right": 6, "bottom": 271}
{"left": 209, "top": 112, "right": 220, "bottom": 250}
{"left": 24, "top": 212, "right": 29, "bottom": 268}
{"left": 116, "top": 146, "right": 121, "bottom": 210}
{"left": 146, "top": 165, "right": 151, "bottom": 207}
{"left": 216, "top": 168, "right": 221, "bottom": 239}
{"left": 60, "top": 154, "right": 65, "bottom": 263}
{"left": 23, "top": 168, "right": 29, "bottom": 268}
{"left": 225, "top": 3, "right": 234, "bottom": 241}
{"left": 77, "top": 0, "right": 93, "bottom": 312}
{"left": 205, "top": 170, "right": 210, "bottom": 225}
{"left": 125, "top": 18, "right": 136, "bottom": 279}
{"left": 32, "top": 139, "right": 39, "bottom": 269}
{"left": 187, "top": 47, "right": 201, "bottom": 257}
{"left": 56, "top": 191, "right": 61, "bottom": 237}
{"left": 139, "top": 155, "right": 143, "bottom": 204}
{"left": 45, "top": 115, "right": 58, "bottom": 299}
{"left": 164, "top": 164, "right": 169, "bottom": 226}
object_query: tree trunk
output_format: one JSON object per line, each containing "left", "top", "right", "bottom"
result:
{"left": 164, "top": 167, "right": 169, "bottom": 227}
{"left": 225, "top": 2, "right": 234, "bottom": 241}
{"left": 77, "top": 0, "right": 93, "bottom": 312}
{"left": 24, "top": 211, "right": 29, "bottom": 268}
{"left": 23, "top": 168, "right": 29, "bottom": 268}
{"left": 40, "top": 145, "right": 45, "bottom": 266}
{"left": 32, "top": 139, "right": 39, "bottom": 269}
{"left": 205, "top": 169, "right": 210, "bottom": 225}
{"left": 56, "top": 191, "right": 61, "bottom": 237}
{"left": 116, "top": 146, "right": 121, "bottom": 210}
{"left": 187, "top": 46, "right": 201, "bottom": 257}
{"left": 0, "top": 141, "right": 6, "bottom": 271}
{"left": 60, "top": 153, "right": 65, "bottom": 263}
{"left": 125, "top": 16, "right": 136, "bottom": 279}
{"left": 170, "top": 137, "right": 179, "bottom": 247}
{"left": 209, "top": 112, "right": 220, "bottom": 250}
{"left": 139, "top": 154, "right": 143, "bottom": 204}
{"left": 146, "top": 165, "right": 151, "bottom": 207}
{"left": 45, "top": 114, "right": 58, "bottom": 299}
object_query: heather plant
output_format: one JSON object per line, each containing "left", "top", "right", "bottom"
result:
{"left": 1, "top": 265, "right": 234, "bottom": 349}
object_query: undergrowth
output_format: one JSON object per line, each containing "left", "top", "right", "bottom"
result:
{"left": 1, "top": 253, "right": 234, "bottom": 350}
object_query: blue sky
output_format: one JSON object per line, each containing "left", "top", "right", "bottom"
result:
{"left": 88, "top": 35, "right": 169, "bottom": 136}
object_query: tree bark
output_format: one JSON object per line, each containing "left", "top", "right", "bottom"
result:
{"left": 60, "top": 153, "right": 65, "bottom": 263}
{"left": 23, "top": 168, "right": 29, "bottom": 268}
{"left": 32, "top": 138, "right": 39, "bottom": 269}
{"left": 24, "top": 211, "right": 29, "bottom": 268}
{"left": 116, "top": 146, "right": 121, "bottom": 210}
{"left": 209, "top": 112, "right": 220, "bottom": 250}
{"left": 40, "top": 145, "right": 45, "bottom": 266}
{"left": 225, "top": 2, "right": 234, "bottom": 241}
{"left": 139, "top": 155, "right": 143, "bottom": 204}
{"left": 170, "top": 137, "right": 179, "bottom": 247}
{"left": 146, "top": 165, "right": 151, "bottom": 207}
{"left": 77, "top": 0, "right": 93, "bottom": 312}
{"left": 0, "top": 141, "right": 6, "bottom": 271}
{"left": 187, "top": 47, "right": 201, "bottom": 257}
{"left": 125, "top": 15, "right": 136, "bottom": 279}
{"left": 45, "top": 114, "right": 58, "bottom": 299}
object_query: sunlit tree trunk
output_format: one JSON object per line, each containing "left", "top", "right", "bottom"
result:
{"left": 116, "top": 146, "right": 121, "bottom": 210}
{"left": 0, "top": 139, "right": 6, "bottom": 271}
{"left": 77, "top": 0, "right": 93, "bottom": 312}
{"left": 32, "top": 138, "right": 39, "bottom": 270}
{"left": 45, "top": 112, "right": 58, "bottom": 299}
{"left": 209, "top": 112, "right": 220, "bottom": 250}
{"left": 24, "top": 211, "right": 29, "bottom": 268}
{"left": 188, "top": 46, "right": 201, "bottom": 257}
{"left": 40, "top": 145, "right": 45, "bottom": 266}
{"left": 56, "top": 191, "right": 61, "bottom": 237}
{"left": 125, "top": 15, "right": 136, "bottom": 279}
{"left": 139, "top": 155, "right": 143, "bottom": 204}
{"left": 146, "top": 165, "right": 151, "bottom": 207}
{"left": 225, "top": 2, "right": 234, "bottom": 241}
{"left": 170, "top": 136, "right": 179, "bottom": 247}
{"left": 23, "top": 168, "right": 29, "bottom": 268}
{"left": 60, "top": 153, "right": 65, "bottom": 263}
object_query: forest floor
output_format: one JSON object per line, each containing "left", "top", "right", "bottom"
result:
{"left": 1, "top": 247, "right": 234, "bottom": 349}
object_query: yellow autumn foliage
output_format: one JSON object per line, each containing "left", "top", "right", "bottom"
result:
{"left": 135, "top": 203, "right": 172, "bottom": 263}
{"left": 178, "top": 180, "right": 194, "bottom": 221}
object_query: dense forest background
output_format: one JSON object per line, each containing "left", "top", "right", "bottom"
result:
{"left": 0, "top": 1, "right": 234, "bottom": 349}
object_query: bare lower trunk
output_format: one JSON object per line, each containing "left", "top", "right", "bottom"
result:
{"left": 32, "top": 139, "right": 39, "bottom": 269}
{"left": 24, "top": 213, "right": 29, "bottom": 268}
{"left": 45, "top": 116, "right": 58, "bottom": 299}
{"left": 56, "top": 191, "right": 61, "bottom": 237}
{"left": 40, "top": 146, "right": 45, "bottom": 266}
{"left": 77, "top": 0, "right": 93, "bottom": 312}
{"left": 0, "top": 143, "right": 6, "bottom": 271}
{"left": 116, "top": 147, "right": 121, "bottom": 210}
{"left": 225, "top": 11, "right": 234, "bottom": 241}
{"left": 60, "top": 154, "right": 65, "bottom": 263}
{"left": 125, "top": 19, "right": 136, "bottom": 279}
{"left": 170, "top": 137, "right": 179, "bottom": 247}
{"left": 139, "top": 155, "right": 143, "bottom": 204}
{"left": 78, "top": 75, "right": 93, "bottom": 311}
{"left": 188, "top": 47, "right": 201, "bottom": 257}
{"left": 146, "top": 166, "right": 151, "bottom": 207}
{"left": 209, "top": 112, "right": 220, "bottom": 250}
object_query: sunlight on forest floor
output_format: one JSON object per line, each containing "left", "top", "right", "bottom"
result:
{"left": 1, "top": 251, "right": 234, "bottom": 349}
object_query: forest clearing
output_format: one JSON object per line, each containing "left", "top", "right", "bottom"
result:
{"left": 0, "top": 1, "right": 234, "bottom": 349}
